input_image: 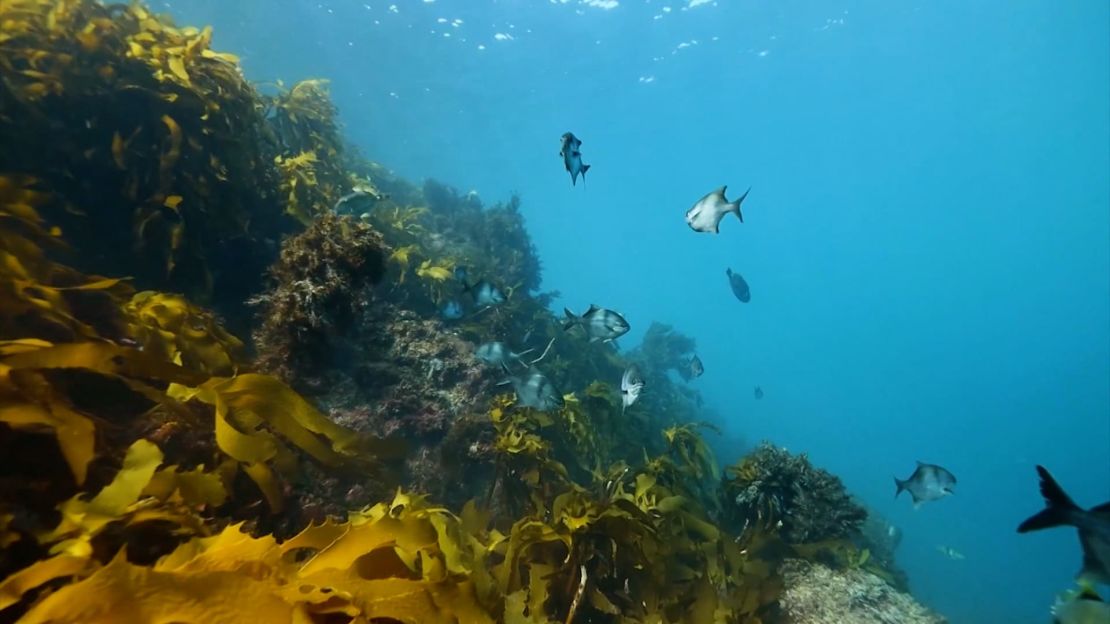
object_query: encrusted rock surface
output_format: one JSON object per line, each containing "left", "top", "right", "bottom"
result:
{"left": 779, "top": 559, "right": 946, "bottom": 624}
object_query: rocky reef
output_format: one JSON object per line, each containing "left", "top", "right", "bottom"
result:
{"left": 778, "top": 560, "right": 947, "bottom": 624}
{"left": 0, "top": 1, "right": 942, "bottom": 622}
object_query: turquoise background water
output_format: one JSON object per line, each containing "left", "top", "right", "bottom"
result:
{"left": 158, "top": 1, "right": 1109, "bottom": 621}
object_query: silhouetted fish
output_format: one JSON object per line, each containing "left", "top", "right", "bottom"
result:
{"left": 726, "top": 268, "right": 751, "bottom": 303}
{"left": 679, "top": 355, "right": 704, "bottom": 382}
{"left": 895, "top": 462, "right": 956, "bottom": 508}
{"left": 754, "top": 386, "right": 763, "bottom": 400}
{"left": 442, "top": 300, "right": 464, "bottom": 320}
{"left": 559, "top": 132, "right": 591, "bottom": 186}
{"left": 1018, "top": 465, "right": 1110, "bottom": 585}
{"left": 685, "top": 186, "right": 750, "bottom": 233}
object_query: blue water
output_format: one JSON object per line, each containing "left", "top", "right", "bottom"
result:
{"left": 160, "top": 1, "right": 1109, "bottom": 621}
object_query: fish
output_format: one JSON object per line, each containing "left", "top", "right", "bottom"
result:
{"left": 754, "top": 386, "right": 764, "bottom": 400}
{"left": 685, "top": 186, "right": 750, "bottom": 233}
{"left": 1018, "top": 465, "right": 1110, "bottom": 585}
{"left": 474, "top": 341, "right": 530, "bottom": 369}
{"left": 936, "top": 546, "right": 965, "bottom": 561}
{"left": 333, "top": 189, "right": 375, "bottom": 213}
{"left": 441, "top": 300, "right": 464, "bottom": 320}
{"left": 453, "top": 265, "right": 469, "bottom": 284}
{"left": 463, "top": 279, "right": 506, "bottom": 308}
{"left": 894, "top": 462, "right": 956, "bottom": 508}
{"left": 1051, "top": 586, "right": 1110, "bottom": 624}
{"left": 726, "top": 268, "right": 751, "bottom": 303}
{"left": 679, "top": 355, "right": 704, "bottom": 382}
{"left": 620, "top": 365, "right": 645, "bottom": 413}
{"left": 562, "top": 304, "right": 630, "bottom": 343}
{"left": 559, "top": 132, "right": 591, "bottom": 186}
{"left": 506, "top": 366, "right": 564, "bottom": 411}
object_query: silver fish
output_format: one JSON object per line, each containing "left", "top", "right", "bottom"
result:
{"left": 559, "top": 132, "right": 591, "bottom": 186}
{"left": 620, "top": 365, "right": 645, "bottom": 413}
{"left": 685, "top": 185, "right": 750, "bottom": 233}
{"left": 563, "top": 304, "right": 629, "bottom": 343}
{"left": 507, "top": 366, "right": 564, "bottom": 411}
{"left": 475, "top": 341, "right": 531, "bottom": 369}
{"left": 936, "top": 545, "right": 965, "bottom": 561}
{"left": 464, "top": 280, "right": 506, "bottom": 308}
{"left": 895, "top": 462, "right": 956, "bottom": 508}
{"left": 1018, "top": 465, "right": 1110, "bottom": 586}
{"left": 726, "top": 268, "right": 751, "bottom": 303}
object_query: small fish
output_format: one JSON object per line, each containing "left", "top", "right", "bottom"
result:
{"left": 463, "top": 279, "right": 506, "bottom": 308}
{"left": 475, "top": 341, "right": 530, "bottom": 369}
{"left": 333, "top": 189, "right": 375, "bottom": 213}
{"left": 562, "top": 304, "right": 630, "bottom": 343}
{"left": 559, "top": 132, "right": 591, "bottom": 186}
{"left": 685, "top": 185, "right": 750, "bottom": 234}
{"left": 754, "top": 386, "right": 764, "bottom": 400}
{"left": 506, "top": 367, "right": 564, "bottom": 411}
{"left": 726, "top": 268, "right": 751, "bottom": 303}
{"left": 620, "top": 365, "right": 645, "bottom": 413}
{"left": 441, "top": 299, "right": 464, "bottom": 320}
{"left": 936, "top": 546, "right": 965, "bottom": 561}
{"left": 894, "top": 462, "right": 956, "bottom": 508}
{"left": 1018, "top": 465, "right": 1110, "bottom": 585}
{"left": 453, "top": 265, "right": 469, "bottom": 284}
{"left": 1052, "top": 586, "right": 1110, "bottom": 624}
{"left": 679, "top": 355, "right": 704, "bottom": 382}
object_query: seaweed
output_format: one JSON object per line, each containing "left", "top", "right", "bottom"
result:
{"left": 722, "top": 443, "right": 867, "bottom": 544}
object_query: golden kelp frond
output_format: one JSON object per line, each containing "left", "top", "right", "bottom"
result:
{"left": 169, "top": 373, "right": 371, "bottom": 512}
{"left": 5, "top": 489, "right": 500, "bottom": 624}
{"left": 0, "top": 175, "right": 132, "bottom": 342}
{"left": 0, "top": 0, "right": 288, "bottom": 304}
{"left": 269, "top": 79, "right": 347, "bottom": 222}
{"left": 124, "top": 290, "right": 244, "bottom": 376}
{"left": 663, "top": 422, "right": 721, "bottom": 481}
{"left": 0, "top": 339, "right": 204, "bottom": 485}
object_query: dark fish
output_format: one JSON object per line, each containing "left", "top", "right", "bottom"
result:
{"left": 726, "top": 268, "right": 751, "bottom": 303}
{"left": 620, "top": 365, "right": 645, "bottom": 413}
{"left": 679, "top": 355, "right": 704, "bottom": 382}
{"left": 686, "top": 186, "right": 750, "bottom": 233}
{"left": 563, "top": 304, "right": 630, "bottom": 343}
{"left": 506, "top": 366, "right": 564, "bottom": 411}
{"left": 559, "top": 132, "right": 591, "bottom": 186}
{"left": 463, "top": 279, "right": 506, "bottom": 308}
{"left": 1018, "top": 465, "right": 1110, "bottom": 586}
{"left": 754, "top": 386, "right": 763, "bottom": 400}
{"left": 894, "top": 462, "right": 956, "bottom": 508}
{"left": 454, "top": 265, "right": 469, "bottom": 284}
{"left": 441, "top": 300, "right": 464, "bottom": 320}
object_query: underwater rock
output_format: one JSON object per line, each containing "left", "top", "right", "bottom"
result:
{"left": 251, "top": 213, "right": 388, "bottom": 384}
{"left": 724, "top": 442, "right": 867, "bottom": 543}
{"left": 779, "top": 559, "right": 947, "bottom": 624}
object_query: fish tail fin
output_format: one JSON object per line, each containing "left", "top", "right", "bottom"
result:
{"left": 562, "top": 308, "right": 578, "bottom": 331}
{"left": 729, "top": 186, "right": 751, "bottom": 223}
{"left": 894, "top": 477, "right": 906, "bottom": 498}
{"left": 1017, "top": 465, "right": 1080, "bottom": 533}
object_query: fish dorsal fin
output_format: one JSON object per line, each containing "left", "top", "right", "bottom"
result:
{"left": 586, "top": 304, "right": 600, "bottom": 315}
{"left": 1089, "top": 501, "right": 1110, "bottom": 514}
{"left": 1077, "top": 586, "right": 1105, "bottom": 602}
{"left": 715, "top": 185, "right": 727, "bottom": 198}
